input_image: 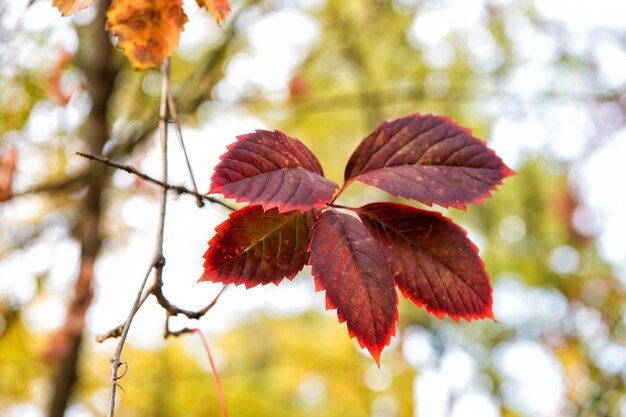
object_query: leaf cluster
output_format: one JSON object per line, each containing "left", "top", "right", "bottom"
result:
{"left": 201, "top": 113, "right": 514, "bottom": 363}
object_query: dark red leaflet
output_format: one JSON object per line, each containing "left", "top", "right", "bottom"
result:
{"left": 357, "top": 202, "right": 493, "bottom": 322}
{"left": 308, "top": 209, "right": 398, "bottom": 364}
{"left": 344, "top": 114, "right": 515, "bottom": 209}
{"left": 210, "top": 130, "right": 338, "bottom": 213}
{"left": 200, "top": 206, "right": 316, "bottom": 288}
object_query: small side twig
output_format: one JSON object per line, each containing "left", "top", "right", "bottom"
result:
{"left": 106, "top": 261, "right": 158, "bottom": 417}
{"left": 95, "top": 325, "right": 123, "bottom": 343}
{"left": 95, "top": 287, "right": 153, "bottom": 343}
{"left": 163, "top": 314, "right": 195, "bottom": 338}
{"left": 167, "top": 90, "right": 204, "bottom": 208}
{"left": 95, "top": 285, "right": 226, "bottom": 343}
{"left": 155, "top": 283, "right": 228, "bottom": 321}
{"left": 75, "top": 151, "right": 235, "bottom": 211}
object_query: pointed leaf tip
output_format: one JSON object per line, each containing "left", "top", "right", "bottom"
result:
{"left": 210, "top": 130, "right": 339, "bottom": 213}
{"left": 357, "top": 202, "right": 494, "bottom": 322}
{"left": 309, "top": 209, "right": 398, "bottom": 363}
{"left": 345, "top": 114, "right": 514, "bottom": 210}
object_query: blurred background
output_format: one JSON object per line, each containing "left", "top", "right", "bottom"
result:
{"left": 1, "top": 0, "right": 626, "bottom": 416}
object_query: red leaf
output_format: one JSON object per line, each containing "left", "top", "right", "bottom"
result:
{"left": 200, "top": 206, "right": 316, "bottom": 287}
{"left": 344, "top": 114, "right": 515, "bottom": 209}
{"left": 357, "top": 202, "right": 493, "bottom": 322}
{"left": 309, "top": 209, "right": 398, "bottom": 364}
{"left": 210, "top": 130, "right": 339, "bottom": 213}
{"left": 46, "top": 49, "right": 75, "bottom": 104}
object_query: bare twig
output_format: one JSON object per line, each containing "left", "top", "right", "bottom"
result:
{"left": 167, "top": 90, "right": 204, "bottom": 207}
{"left": 164, "top": 325, "right": 196, "bottom": 338}
{"left": 75, "top": 152, "right": 235, "bottom": 211}
{"left": 95, "top": 325, "right": 123, "bottom": 343}
{"left": 105, "top": 263, "right": 155, "bottom": 416}
{"left": 95, "top": 285, "right": 226, "bottom": 343}
{"left": 106, "top": 60, "right": 172, "bottom": 417}
{"left": 155, "top": 284, "right": 228, "bottom": 321}
{"left": 102, "top": 61, "right": 232, "bottom": 416}
{"left": 10, "top": 172, "right": 90, "bottom": 199}
{"left": 95, "top": 287, "right": 153, "bottom": 343}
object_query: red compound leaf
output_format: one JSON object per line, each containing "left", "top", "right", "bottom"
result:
{"left": 200, "top": 206, "right": 316, "bottom": 288}
{"left": 344, "top": 114, "right": 515, "bottom": 210}
{"left": 308, "top": 209, "right": 398, "bottom": 365}
{"left": 210, "top": 130, "right": 339, "bottom": 213}
{"left": 357, "top": 202, "right": 493, "bottom": 322}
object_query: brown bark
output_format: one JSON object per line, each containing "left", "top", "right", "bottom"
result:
{"left": 46, "top": 2, "right": 117, "bottom": 417}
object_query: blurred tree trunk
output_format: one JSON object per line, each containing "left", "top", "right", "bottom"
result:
{"left": 47, "top": 2, "right": 117, "bottom": 416}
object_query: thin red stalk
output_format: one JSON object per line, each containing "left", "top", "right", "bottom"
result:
{"left": 193, "top": 328, "right": 228, "bottom": 417}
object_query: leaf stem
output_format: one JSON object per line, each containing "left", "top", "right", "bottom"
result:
{"left": 329, "top": 203, "right": 357, "bottom": 211}
{"left": 193, "top": 328, "right": 229, "bottom": 417}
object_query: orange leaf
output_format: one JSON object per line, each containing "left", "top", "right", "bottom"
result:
{"left": 106, "top": 0, "right": 188, "bottom": 70}
{"left": 47, "top": 49, "right": 75, "bottom": 104}
{"left": 52, "top": 0, "right": 94, "bottom": 16}
{"left": 0, "top": 147, "right": 17, "bottom": 202}
{"left": 196, "top": 0, "right": 231, "bottom": 25}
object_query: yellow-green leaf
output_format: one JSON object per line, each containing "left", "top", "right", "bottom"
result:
{"left": 106, "top": 0, "right": 188, "bottom": 70}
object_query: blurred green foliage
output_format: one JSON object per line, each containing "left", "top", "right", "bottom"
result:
{"left": 2, "top": 1, "right": 626, "bottom": 416}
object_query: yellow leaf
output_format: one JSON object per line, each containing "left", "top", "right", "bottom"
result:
{"left": 196, "top": 0, "right": 231, "bottom": 26}
{"left": 106, "top": 0, "right": 188, "bottom": 71}
{"left": 52, "top": 0, "right": 94, "bottom": 16}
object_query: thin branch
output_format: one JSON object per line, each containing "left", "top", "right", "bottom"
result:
{"left": 157, "top": 284, "right": 228, "bottom": 321}
{"left": 105, "top": 262, "right": 155, "bottom": 417}
{"left": 75, "top": 152, "right": 235, "bottom": 211}
{"left": 95, "top": 325, "right": 123, "bottom": 343}
{"left": 95, "top": 288, "right": 153, "bottom": 343}
{"left": 167, "top": 90, "right": 204, "bottom": 207}
{"left": 106, "top": 60, "right": 172, "bottom": 417}
{"left": 242, "top": 85, "right": 626, "bottom": 115}
{"left": 95, "top": 282, "right": 226, "bottom": 343}
{"left": 164, "top": 325, "right": 196, "bottom": 338}
{"left": 10, "top": 172, "right": 90, "bottom": 199}
{"left": 96, "top": 285, "right": 227, "bottom": 343}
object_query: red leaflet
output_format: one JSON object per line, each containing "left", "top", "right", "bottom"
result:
{"left": 308, "top": 210, "right": 398, "bottom": 365}
{"left": 344, "top": 114, "right": 515, "bottom": 209}
{"left": 210, "top": 130, "right": 339, "bottom": 213}
{"left": 200, "top": 206, "right": 316, "bottom": 287}
{"left": 357, "top": 202, "right": 493, "bottom": 322}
